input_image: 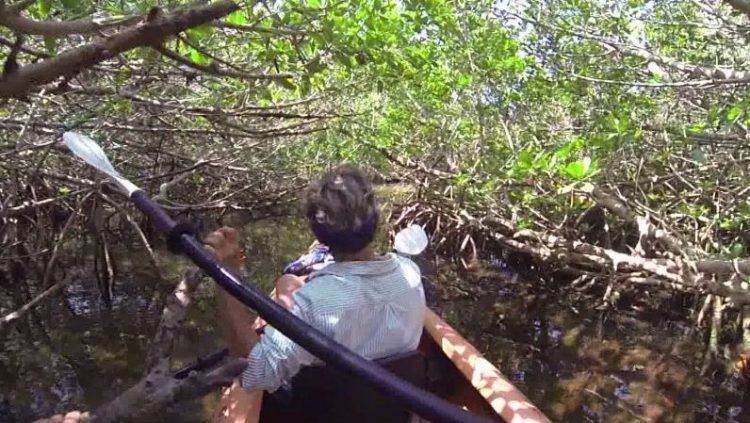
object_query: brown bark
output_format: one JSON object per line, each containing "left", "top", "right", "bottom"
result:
{"left": 696, "top": 259, "right": 750, "bottom": 277}
{"left": 91, "top": 358, "right": 247, "bottom": 423}
{"left": 0, "top": 9, "right": 140, "bottom": 37}
{"left": 145, "top": 269, "right": 203, "bottom": 372}
{"left": 0, "top": 0, "right": 238, "bottom": 98}
{"left": 588, "top": 187, "right": 702, "bottom": 258}
{"left": 91, "top": 267, "right": 245, "bottom": 422}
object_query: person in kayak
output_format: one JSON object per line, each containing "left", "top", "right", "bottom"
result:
{"left": 206, "top": 164, "right": 426, "bottom": 419}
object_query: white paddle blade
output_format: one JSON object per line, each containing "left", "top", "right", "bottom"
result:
{"left": 394, "top": 224, "right": 428, "bottom": 256}
{"left": 62, "top": 132, "right": 139, "bottom": 196}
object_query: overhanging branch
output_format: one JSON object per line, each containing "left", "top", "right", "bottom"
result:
{"left": 154, "top": 44, "right": 293, "bottom": 81}
{"left": 0, "top": 0, "right": 239, "bottom": 98}
{"left": 503, "top": 10, "right": 750, "bottom": 84}
{"left": 0, "top": 10, "right": 140, "bottom": 37}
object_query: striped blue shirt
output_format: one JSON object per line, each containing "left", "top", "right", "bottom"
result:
{"left": 241, "top": 253, "right": 425, "bottom": 392}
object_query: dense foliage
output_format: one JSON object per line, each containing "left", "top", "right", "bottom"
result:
{"left": 3, "top": 0, "right": 748, "bottom": 243}
{"left": 4, "top": 0, "right": 750, "bottom": 420}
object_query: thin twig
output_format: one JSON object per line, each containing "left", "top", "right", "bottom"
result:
{"left": 0, "top": 207, "right": 78, "bottom": 326}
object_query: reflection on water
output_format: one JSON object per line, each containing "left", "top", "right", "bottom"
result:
{"left": 0, "top": 217, "right": 314, "bottom": 422}
{"left": 432, "top": 263, "right": 748, "bottom": 422}
{"left": 1, "top": 215, "right": 748, "bottom": 422}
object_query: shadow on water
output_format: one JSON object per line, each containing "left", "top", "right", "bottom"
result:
{"left": 0, "top": 216, "right": 314, "bottom": 422}
{"left": 431, "top": 261, "right": 749, "bottom": 423}
{"left": 1, "top": 214, "right": 748, "bottom": 422}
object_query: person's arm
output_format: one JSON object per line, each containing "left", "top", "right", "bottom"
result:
{"left": 217, "top": 287, "right": 257, "bottom": 357}
{"left": 32, "top": 411, "right": 88, "bottom": 423}
{"left": 240, "top": 299, "right": 318, "bottom": 392}
{"left": 204, "top": 227, "right": 257, "bottom": 357}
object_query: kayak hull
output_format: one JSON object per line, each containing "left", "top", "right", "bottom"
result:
{"left": 210, "top": 308, "right": 549, "bottom": 423}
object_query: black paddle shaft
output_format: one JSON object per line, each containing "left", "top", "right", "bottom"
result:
{"left": 130, "top": 190, "right": 496, "bottom": 423}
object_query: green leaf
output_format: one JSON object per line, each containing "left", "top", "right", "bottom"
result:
{"left": 726, "top": 104, "right": 742, "bottom": 122}
{"left": 226, "top": 10, "right": 248, "bottom": 25}
{"left": 564, "top": 157, "right": 592, "bottom": 179}
{"left": 686, "top": 122, "right": 706, "bottom": 133}
{"left": 43, "top": 36, "right": 57, "bottom": 53}
{"left": 730, "top": 243, "right": 745, "bottom": 258}
{"left": 38, "top": 0, "right": 52, "bottom": 16}
{"left": 275, "top": 78, "right": 297, "bottom": 91}
{"left": 456, "top": 73, "right": 472, "bottom": 88}
{"left": 60, "top": 0, "right": 87, "bottom": 13}
{"left": 60, "top": 0, "right": 78, "bottom": 9}
{"left": 517, "top": 150, "right": 534, "bottom": 169}
{"left": 186, "top": 24, "right": 215, "bottom": 43}
{"left": 189, "top": 49, "right": 209, "bottom": 65}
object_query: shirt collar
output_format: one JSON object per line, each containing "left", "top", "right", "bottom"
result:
{"left": 311, "top": 253, "right": 399, "bottom": 278}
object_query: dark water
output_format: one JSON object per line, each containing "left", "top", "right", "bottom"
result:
{"left": 431, "top": 262, "right": 748, "bottom": 423}
{"left": 1, "top": 217, "right": 747, "bottom": 422}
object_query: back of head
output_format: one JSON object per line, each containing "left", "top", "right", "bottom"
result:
{"left": 305, "top": 165, "right": 379, "bottom": 254}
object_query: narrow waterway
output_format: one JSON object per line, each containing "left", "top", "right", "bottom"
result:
{"left": 0, "top": 215, "right": 747, "bottom": 422}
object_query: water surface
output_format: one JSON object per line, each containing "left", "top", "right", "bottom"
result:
{"left": 1, "top": 216, "right": 747, "bottom": 422}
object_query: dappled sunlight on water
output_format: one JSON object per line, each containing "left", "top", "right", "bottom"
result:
{"left": 1, "top": 213, "right": 748, "bottom": 422}
{"left": 432, "top": 263, "right": 748, "bottom": 422}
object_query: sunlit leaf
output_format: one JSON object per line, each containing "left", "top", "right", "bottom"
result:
{"left": 276, "top": 78, "right": 297, "bottom": 91}
{"left": 564, "top": 157, "right": 593, "bottom": 180}
{"left": 38, "top": 0, "right": 52, "bottom": 16}
{"left": 189, "top": 49, "right": 209, "bottom": 65}
{"left": 226, "top": 10, "right": 248, "bottom": 25}
{"left": 726, "top": 104, "right": 742, "bottom": 122}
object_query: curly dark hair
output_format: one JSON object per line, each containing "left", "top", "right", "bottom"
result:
{"left": 304, "top": 164, "right": 379, "bottom": 254}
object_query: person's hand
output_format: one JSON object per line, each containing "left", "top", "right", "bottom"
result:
{"left": 204, "top": 227, "right": 245, "bottom": 268}
{"left": 32, "top": 411, "right": 89, "bottom": 423}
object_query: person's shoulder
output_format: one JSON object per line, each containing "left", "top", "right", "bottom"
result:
{"left": 292, "top": 274, "right": 350, "bottom": 310}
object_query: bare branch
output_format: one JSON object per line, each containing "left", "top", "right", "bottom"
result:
{"left": 0, "top": 3, "right": 140, "bottom": 37}
{"left": 216, "top": 20, "right": 309, "bottom": 36}
{"left": 696, "top": 259, "right": 750, "bottom": 277}
{"left": 63, "top": 85, "right": 332, "bottom": 117}
{"left": 92, "top": 358, "right": 246, "bottom": 422}
{"left": 0, "top": 0, "right": 239, "bottom": 98}
{"left": 153, "top": 44, "right": 294, "bottom": 80}
{"left": 0, "top": 117, "right": 283, "bottom": 138}
{"left": 91, "top": 265, "right": 245, "bottom": 422}
{"left": 504, "top": 10, "right": 750, "bottom": 83}
{"left": 0, "top": 189, "right": 87, "bottom": 218}
{"left": 569, "top": 72, "right": 750, "bottom": 88}
{"left": 145, "top": 268, "right": 204, "bottom": 371}
{"left": 0, "top": 209, "right": 78, "bottom": 327}
{"left": 0, "top": 271, "right": 75, "bottom": 326}
{"left": 98, "top": 192, "right": 164, "bottom": 282}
